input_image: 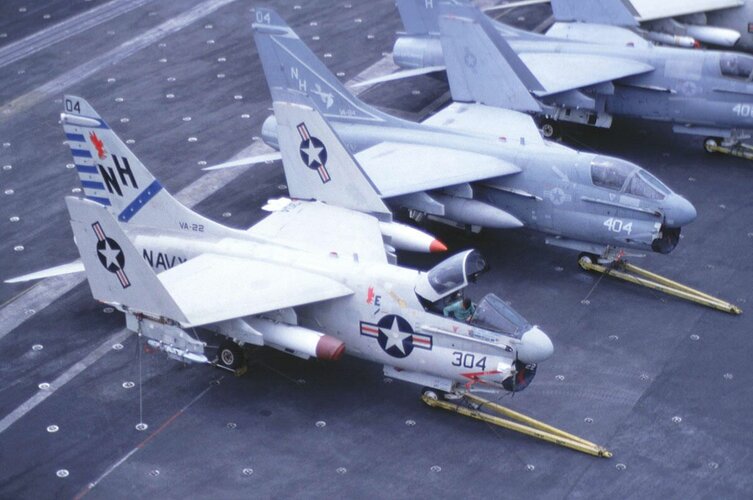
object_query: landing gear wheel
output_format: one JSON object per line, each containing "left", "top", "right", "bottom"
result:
{"left": 704, "top": 137, "right": 721, "bottom": 154}
{"left": 539, "top": 119, "right": 558, "bottom": 139}
{"left": 578, "top": 252, "right": 599, "bottom": 266}
{"left": 421, "top": 387, "right": 446, "bottom": 401}
{"left": 217, "top": 340, "right": 245, "bottom": 371}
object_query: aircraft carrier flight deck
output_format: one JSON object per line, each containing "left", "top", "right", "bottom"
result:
{"left": 0, "top": 1, "right": 752, "bottom": 498}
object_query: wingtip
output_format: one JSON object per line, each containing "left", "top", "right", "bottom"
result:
{"left": 430, "top": 239, "right": 448, "bottom": 253}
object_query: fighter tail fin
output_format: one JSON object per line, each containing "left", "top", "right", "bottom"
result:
{"left": 437, "top": 3, "right": 544, "bottom": 113}
{"left": 66, "top": 196, "right": 188, "bottom": 323}
{"left": 550, "top": 0, "right": 639, "bottom": 27}
{"left": 273, "top": 91, "right": 391, "bottom": 217}
{"left": 61, "top": 96, "right": 230, "bottom": 235}
{"left": 395, "top": 0, "right": 441, "bottom": 35}
{"left": 252, "top": 8, "right": 395, "bottom": 124}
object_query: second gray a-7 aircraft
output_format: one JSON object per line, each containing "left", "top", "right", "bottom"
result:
{"left": 386, "top": 0, "right": 753, "bottom": 153}
{"left": 245, "top": 8, "right": 695, "bottom": 262}
{"left": 6, "top": 94, "right": 554, "bottom": 398}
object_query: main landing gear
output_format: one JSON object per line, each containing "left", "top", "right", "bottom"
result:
{"left": 704, "top": 136, "right": 753, "bottom": 160}
{"left": 421, "top": 388, "right": 612, "bottom": 458}
{"left": 215, "top": 339, "right": 248, "bottom": 375}
{"left": 538, "top": 118, "right": 559, "bottom": 139}
{"left": 578, "top": 253, "right": 742, "bottom": 315}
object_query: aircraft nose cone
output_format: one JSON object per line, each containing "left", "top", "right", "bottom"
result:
{"left": 518, "top": 326, "right": 554, "bottom": 364}
{"left": 664, "top": 194, "right": 697, "bottom": 228}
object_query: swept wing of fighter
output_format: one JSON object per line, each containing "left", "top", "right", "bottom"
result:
{"left": 244, "top": 8, "right": 695, "bottom": 261}
{"left": 387, "top": 0, "right": 753, "bottom": 153}
{"left": 8, "top": 94, "right": 555, "bottom": 397}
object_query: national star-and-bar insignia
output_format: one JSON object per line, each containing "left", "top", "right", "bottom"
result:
{"left": 297, "top": 122, "right": 331, "bottom": 184}
{"left": 92, "top": 221, "right": 130, "bottom": 288}
{"left": 360, "top": 314, "right": 432, "bottom": 359}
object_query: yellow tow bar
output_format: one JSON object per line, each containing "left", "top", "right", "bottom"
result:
{"left": 579, "top": 257, "right": 741, "bottom": 315}
{"left": 705, "top": 139, "right": 753, "bottom": 160}
{"left": 421, "top": 392, "right": 612, "bottom": 458}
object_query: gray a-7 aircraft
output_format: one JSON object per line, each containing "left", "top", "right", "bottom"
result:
{"left": 6, "top": 94, "right": 555, "bottom": 397}
{"left": 244, "top": 8, "right": 695, "bottom": 262}
{"left": 385, "top": 0, "right": 753, "bottom": 153}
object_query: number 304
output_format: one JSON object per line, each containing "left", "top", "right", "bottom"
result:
{"left": 452, "top": 352, "right": 487, "bottom": 370}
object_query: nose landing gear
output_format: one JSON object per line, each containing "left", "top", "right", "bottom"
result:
{"left": 704, "top": 136, "right": 753, "bottom": 160}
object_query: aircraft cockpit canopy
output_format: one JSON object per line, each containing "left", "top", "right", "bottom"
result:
{"left": 472, "top": 293, "right": 531, "bottom": 339}
{"left": 720, "top": 53, "right": 753, "bottom": 80}
{"left": 414, "top": 249, "right": 488, "bottom": 303}
{"left": 591, "top": 156, "right": 668, "bottom": 200}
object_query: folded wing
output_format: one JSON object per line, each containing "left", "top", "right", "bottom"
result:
{"left": 519, "top": 53, "right": 654, "bottom": 96}
{"left": 354, "top": 142, "right": 521, "bottom": 198}
{"left": 159, "top": 253, "right": 353, "bottom": 327}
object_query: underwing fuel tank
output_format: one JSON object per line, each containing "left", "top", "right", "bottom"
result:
{"left": 245, "top": 317, "right": 345, "bottom": 361}
{"left": 684, "top": 25, "right": 741, "bottom": 47}
{"left": 431, "top": 193, "right": 523, "bottom": 229}
{"left": 379, "top": 220, "right": 447, "bottom": 253}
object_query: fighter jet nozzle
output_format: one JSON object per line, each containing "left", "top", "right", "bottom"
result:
{"left": 517, "top": 326, "right": 554, "bottom": 364}
{"left": 261, "top": 114, "right": 279, "bottom": 150}
{"left": 663, "top": 194, "right": 697, "bottom": 228}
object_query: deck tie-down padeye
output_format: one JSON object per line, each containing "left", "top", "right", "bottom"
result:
{"left": 421, "top": 391, "right": 612, "bottom": 458}
{"left": 578, "top": 256, "right": 742, "bottom": 315}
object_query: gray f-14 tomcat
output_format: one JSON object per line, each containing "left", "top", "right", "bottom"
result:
{"left": 21, "top": 94, "right": 554, "bottom": 397}
{"left": 246, "top": 8, "right": 695, "bottom": 261}
{"left": 387, "top": 0, "right": 753, "bottom": 152}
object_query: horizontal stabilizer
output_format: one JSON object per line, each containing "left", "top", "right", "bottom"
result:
{"left": 4, "top": 260, "right": 84, "bottom": 283}
{"left": 202, "top": 152, "right": 282, "bottom": 171}
{"left": 350, "top": 66, "right": 446, "bottom": 88}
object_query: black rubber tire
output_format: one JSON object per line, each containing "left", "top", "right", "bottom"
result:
{"left": 421, "top": 386, "right": 446, "bottom": 401}
{"left": 539, "top": 118, "right": 559, "bottom": 139}
{"left": 704, "top": 137, "right": 721, "bottom": 154}
{"left": 217, "top": 340, "right": 245, "bottom": 370}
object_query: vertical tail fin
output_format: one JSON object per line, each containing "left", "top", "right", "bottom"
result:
{"left": 252, "top": 8, "right": 393, "bottom": 124}
{"left": 437, "top": 3, "right": 544, "bottom": 112}
{"left": 61, "top": 96, "right": 231, "bottom": 236}
{"left": 550, "top": 0, "right": 639, "bottom": 27}
{"left": 66, "top": 196, "right": 188, "bottom": 323}
{"left": 395, "top": 0, "right": 441, "bottom": 35}
{"left": 273, "top": 91, "right": 391, "bottom": 217}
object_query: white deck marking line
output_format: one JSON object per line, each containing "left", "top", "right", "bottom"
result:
{"left": 0, "top": 53, "right": 392, "bottom": 340}
{"left": 0, "top": 328, "right": 131, "bottom": 434}
{"left": 0, "top": 0, "right": 154, "bottom": 69}
{"left": 0, "top": 0, "right": 239, "bottom": 119}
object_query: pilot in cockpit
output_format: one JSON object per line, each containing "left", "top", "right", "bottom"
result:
{"left": 443, "top": 297, "right": 476, "bottom": 322}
